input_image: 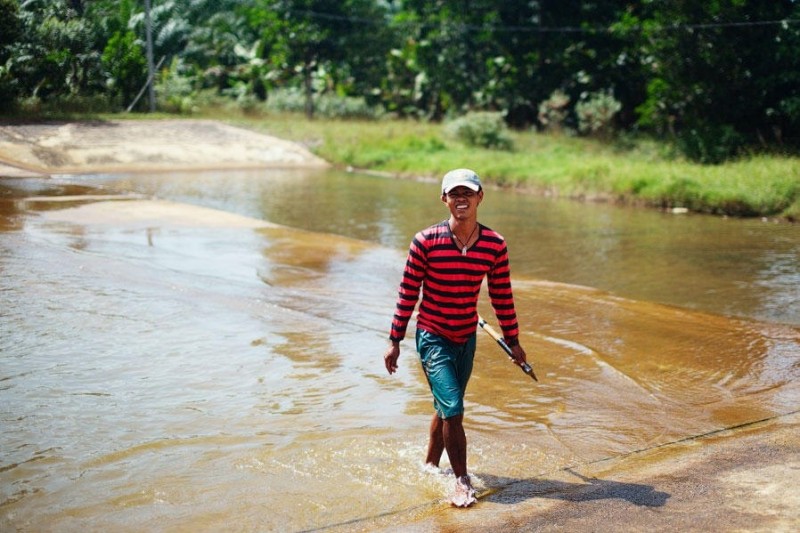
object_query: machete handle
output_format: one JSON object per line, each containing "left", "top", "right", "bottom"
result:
{"left": 478, "top": 317, "right": 538, "bottom": 381}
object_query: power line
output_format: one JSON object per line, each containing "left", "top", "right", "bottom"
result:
{"left": 287, "top": 9, "right": 800, "bottom": 35}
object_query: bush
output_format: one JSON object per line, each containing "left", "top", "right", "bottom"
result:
{"left": 445, "top": 111, "right": 514, "bottom": 150}
{"left": 0, "top": 64, "right": 19, "bottom": 113}
{"left": 12, "top": 93, "right": 117, "bottom": 115}
{"left": 537, "top": 89, "right": 570, "bottom": 133}
{"left": 677, "top": 123, "right": 745, "bottom": 165}
{"left": 223, "top": 81, "right": 262, "bottom": 115}
{"left": 576, "top": 90, "right": 621, "bottom": 139}
{"left": 265, "top": 88, "right": 381, "bottom": 119}
{"left": 783, "top": 196, "right": 800, "bottom": 222}
{"left": 156, "top": 59, "right": 197, "bottom": 114}
{"left": 264, "top": 88, "right": 305, "bottom": 113}
{"left": 316, "top": 93, "right": 382, "bottom": 119}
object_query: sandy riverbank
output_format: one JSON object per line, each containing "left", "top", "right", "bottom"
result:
{"left": 0, "top": 119, "right": 328, "bottom": 176}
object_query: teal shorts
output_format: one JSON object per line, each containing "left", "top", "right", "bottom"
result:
{"left": 416, "top": 329, "right": 476, "bottom": 419}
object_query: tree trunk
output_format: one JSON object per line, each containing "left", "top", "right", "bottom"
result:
{"left": 303, "top": 64, "right": 314, "bottom": 119}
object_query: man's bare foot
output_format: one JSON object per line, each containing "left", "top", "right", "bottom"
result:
{"left": 422, "top": 462, "right": 441, "bottom": 475}
{"left": 450, "top": 475, "right": 477, "bottom": 507}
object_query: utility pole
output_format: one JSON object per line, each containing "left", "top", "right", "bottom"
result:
{"left": 144, "top": 0, "right": 156, "bottom": 112}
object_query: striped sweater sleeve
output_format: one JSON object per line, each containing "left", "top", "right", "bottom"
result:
{"left": 389, "top": 231, "right": 427, "bottom": 342}
{"left": 487, "top": 239, "right": 520, "bottom": 342}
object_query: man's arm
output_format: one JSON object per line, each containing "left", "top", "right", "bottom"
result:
{"left": 389, "top": 234, "right": 426, "bottom": 343}
{"left": 487, "top": 243, "right": 520, "bottom": 340}
{"left": 487, "top": 239, "right": 529, "bottom": 366}
{"left": 384, "top": 233, "right": 427, "bottom": 374}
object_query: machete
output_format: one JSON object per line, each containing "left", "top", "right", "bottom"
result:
{"left": 478, "top": 316, "right": 538, "bottom": 381}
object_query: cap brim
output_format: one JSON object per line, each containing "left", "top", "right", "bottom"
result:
{"left": 443, "top": 181, "right": 481, "bottom": 194}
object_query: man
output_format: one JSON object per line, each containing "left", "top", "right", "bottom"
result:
{"left": 383, "top": 168, "right": 528, "bottom": 507}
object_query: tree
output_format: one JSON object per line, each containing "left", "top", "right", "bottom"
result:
{"left": 0, "top": 0, "right": 22, "bottom": 109}
{"left": 248, "top": 0, "right": 393, "bottom": 118}
{"left": 10, "top": 0, "right": 103, "bottom": 102}
{"left": 387, "top": 1, "right": 645, "bottom": 126}
{"left": 635, "top": 0, "right": 800, "bottom": 161}
{"left": 101, "top": 30, "right": 147, "bottom": 107}
{"left": 0, "top": 0, "right": 20, "bottom": 52}
{"left": 390, "top": 0, "right": 504, "bottom": 119}
{"left": 0, "top": 0, "right": 797, "bottom": 159}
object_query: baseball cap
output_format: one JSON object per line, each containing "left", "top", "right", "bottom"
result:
{"left": 441, "top": 168, "right": 482, "bottom": 194}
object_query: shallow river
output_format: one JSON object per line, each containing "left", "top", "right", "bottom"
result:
{"left": 1, "top": 168, "right": 799, "bottom": 532}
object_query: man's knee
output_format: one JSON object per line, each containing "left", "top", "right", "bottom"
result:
{"left": 443, "top": 414, "right": 464, "bottom": 425}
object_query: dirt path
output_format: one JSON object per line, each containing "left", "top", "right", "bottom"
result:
{"left": 0, "top": 119, "right": 328, "bottom": 175}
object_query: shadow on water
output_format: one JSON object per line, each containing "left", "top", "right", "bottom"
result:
{"left": 478, "top": 469, "right": 670, "bottom": 508}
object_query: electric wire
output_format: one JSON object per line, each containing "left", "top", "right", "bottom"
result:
{"left": 285, "top": 8, "right": 800, "bottom": 35}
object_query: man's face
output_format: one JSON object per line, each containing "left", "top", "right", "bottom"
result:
{"left": 442, "top": 186, "right": 483, "bottom": 219}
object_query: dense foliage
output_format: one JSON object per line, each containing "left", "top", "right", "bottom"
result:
{"left": 1, "top": 0, "right": 799, "bottom": 162}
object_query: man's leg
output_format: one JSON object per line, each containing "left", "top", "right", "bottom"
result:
{"left": 442, "top": 414, "right": 467, "bottom": 477}
{"left": 426, "top": 413, "right": 469, "bottom": 478}
{"left": 443, "top": 414, "right": 476, "bottom": 506}
{"left": 425, "top": 414, "right": 445, "bottom": 467}
{"left": 416, "top": 329, "right": 476, "bottom": 505}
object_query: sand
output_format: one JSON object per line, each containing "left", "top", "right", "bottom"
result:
{"left": 0, "top": 119, "right": 328, "bottom": 176}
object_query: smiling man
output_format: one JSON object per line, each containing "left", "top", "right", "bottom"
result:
{"left": 383, "top": 168, "right": 528, "bottom": 507}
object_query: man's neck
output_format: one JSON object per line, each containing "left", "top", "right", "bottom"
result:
{"left": 449, "top": 216, "right": 478, "bottom": 237}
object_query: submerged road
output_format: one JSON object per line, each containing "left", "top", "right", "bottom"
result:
{"left": 344, "top": 411, "right": 800, "bottom": 532}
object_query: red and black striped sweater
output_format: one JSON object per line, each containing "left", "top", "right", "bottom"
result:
{"left": 389, "top": 221, "right": 520, "bottom": 345}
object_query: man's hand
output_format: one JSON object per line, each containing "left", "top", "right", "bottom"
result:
{"left": 510, "top": 344, "right": 527, "bottom": 367}
{"left": 384, "top": 343, "right": 400, "bottom": 374}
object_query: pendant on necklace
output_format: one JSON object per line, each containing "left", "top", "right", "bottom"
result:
{"left": 462, "top": 246, "right": 467, "bottom": 256}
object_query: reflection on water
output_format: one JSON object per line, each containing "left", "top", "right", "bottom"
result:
{"left": 75, "top": 167, "right": 800, "bottom": 326}
{"left": 1, "top": 169, "right": 799, "bottom": 532}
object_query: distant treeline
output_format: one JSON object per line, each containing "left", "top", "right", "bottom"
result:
{"left": 1, "top": 0, "right": 799, "bottom": 163}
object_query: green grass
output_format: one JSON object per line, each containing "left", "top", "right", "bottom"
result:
{"left": 231, "top": 113, "right": 799, "bottom": 220}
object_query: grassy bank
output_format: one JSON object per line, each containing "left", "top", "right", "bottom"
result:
{"left": 224, "top": 113, "right": 799, "bottom": 221}
{"left": 12, "top": 108, "right": 800, "bottom": 220}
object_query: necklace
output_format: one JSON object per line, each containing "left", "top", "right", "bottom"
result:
{"left": 451, "top": 223, "right": 478, "bottom": 255}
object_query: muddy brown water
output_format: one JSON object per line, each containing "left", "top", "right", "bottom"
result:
{"left": 1, "top": 168, "right": 799, "bottom": 532}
